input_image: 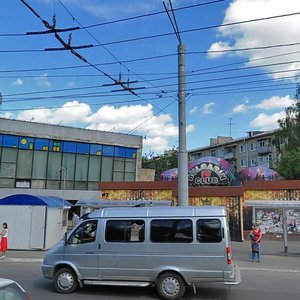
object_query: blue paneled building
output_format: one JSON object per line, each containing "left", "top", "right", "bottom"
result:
{"left": 0, "top": 118, "right": 143, "bottom": 203}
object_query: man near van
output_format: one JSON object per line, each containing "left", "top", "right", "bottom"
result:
{"left": 72, "top": 212, "right": 80, "bottom": 228}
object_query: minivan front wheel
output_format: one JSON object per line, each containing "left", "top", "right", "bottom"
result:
{"left": 54, "top": 267, "right": 78, "bottom": 294}
{"left": 156, "top": 272, "right": 186, "bottom": 300}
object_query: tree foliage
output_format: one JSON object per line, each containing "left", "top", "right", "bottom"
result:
{"left": 278, "top": 147, "right": 300, "bottom": 180}
{"left": 142, "top": 149, "right": 178, "bottom": 180}
{"left": 273, "top": 84, "right": 300, "bottom": 179}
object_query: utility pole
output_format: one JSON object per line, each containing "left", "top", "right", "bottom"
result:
{"left": 228, "top": 117, "right": 233, "bottom": 137}
{"left": 164, "top": 1, "right": 189, "bottom": 206}
{"left": 177, "top": 43, "right": 189, "bottom": 206}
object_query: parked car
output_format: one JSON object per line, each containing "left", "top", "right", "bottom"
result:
{"left": 0, "top": 278, "right": 32, "bottom": 300}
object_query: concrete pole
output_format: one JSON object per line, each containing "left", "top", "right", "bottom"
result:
{"left": 282, "top": 208, "right": 288, "bottom": 254}
{"left": 177, "top": 43, "right": 189, "bottom": 206}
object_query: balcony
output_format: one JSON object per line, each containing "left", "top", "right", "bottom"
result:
{"left": 257, "top": 145, "right": 272, "bottom": 155}
{"left": 224, "top": 152, "right": 234, "bottom": 159}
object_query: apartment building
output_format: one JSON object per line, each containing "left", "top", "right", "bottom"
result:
{"left": 188, "top": 130, "right": 279, "bottom": 173}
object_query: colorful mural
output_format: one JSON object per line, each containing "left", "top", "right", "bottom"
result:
{"left": 238, "top": 165, "right": 280, "bottom": 182}
{"left": 160, "top": 168, "right": 178, "bottom": 181}
{"left": 188, "top": 156, "right": 241, "bottom": 187}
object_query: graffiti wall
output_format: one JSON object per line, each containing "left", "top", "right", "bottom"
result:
{"left": 255, "top": 208, "right": 300, "bottom": 234}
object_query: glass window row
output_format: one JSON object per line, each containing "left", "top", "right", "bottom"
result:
{"left": 0, "top": 147, "right": 136, "bottom": 189}
{"left": 0, "top": 134, "right": 137, "bottom": 158}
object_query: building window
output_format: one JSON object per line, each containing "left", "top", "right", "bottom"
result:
{"left": 240, "top": 159, "right": 246, "bottom": 168}
{"left": 250, "top": 158, "right": 257, "bottom": 166}
{"left": 239, "top": 145, "right": 245, "bottom": 153}
{"left": 32, "top": 151, "right": 48, "bottom": 179}
{"left": 16, "top": 150, "right": 33, "bottom": 178}
{"left": 250, "top": 143, "right": 256, "bottom": 151}
{"left": 259, "top": 140, "right": 265, "bottom": 147}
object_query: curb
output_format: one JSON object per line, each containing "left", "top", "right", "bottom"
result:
{"left": 0, "top": 258, "right": 43, "bottom": 263}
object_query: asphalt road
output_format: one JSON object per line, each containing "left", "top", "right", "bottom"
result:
{"left": 1, "top": 260, "right": 300, "bottom": 300}
{"left": 1, "top": 240, "right": 300, "bottom": 299}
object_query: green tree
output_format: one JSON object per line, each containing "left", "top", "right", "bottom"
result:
{"left": 142, "top": 148, "right": 178, "bottom": 180}
{"left": 273, "top": 84, "right": 300, "bottom": 179}
{"left": 278, "top": 147, "right": 300, "bottom": 179}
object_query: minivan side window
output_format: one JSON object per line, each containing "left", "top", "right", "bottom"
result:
{"left": 68, "top": 220, "right": 98, "bottom": 244}
{"left": 196, "top": 219, "right": 222, "bottom": 243}
{"left": 150, "top": 219, "right": 193, "bottom": 243}
{"left": 105, "top": 220, "right": 145, "bottom": 242}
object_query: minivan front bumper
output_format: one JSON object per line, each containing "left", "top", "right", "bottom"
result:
{"left": 42, "top": 264, "right": 54, "bottom": 279}
{"left": 224, "top": 265, "right": 241, "bottom": 285}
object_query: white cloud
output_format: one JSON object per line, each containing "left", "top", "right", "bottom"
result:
{"left": 203, "top": 102, "right": 215, "bottom": 114}
{"left": 16, "top": 101, "right": 91, "bottom": 125}
{"left": 86, "top": 103, "right": 195, "bottom": 152}
{"left": 255, "top": 95, "right": 295, "bottom": 110}
{"left": 207, "top": 42, "right": 232, "bottom": 59}
{"left": 0, "top": 112, "right": 14, "bottom": 119}
{"left": 249, "top": 111, "right": 285, "bottom": 130}
{"left": 35, "top": 73, "right": 51, "bottom": 87}
{"left": 232, "top": 95, "right": 295, "bottom": 114}
{"left": 10, "top": 101, "right": 193, "bottom": 153}
{"left": 11, "top": 79, "right": 23, "bottom": 86}
{"left": 189, "top": 106, "right": 198, "bottom": 114}
{"left": 232, "top": 103, "right": 251, "bottom": 113}
{"left": 208, "top": 0, "right": 300, "bottom": 79}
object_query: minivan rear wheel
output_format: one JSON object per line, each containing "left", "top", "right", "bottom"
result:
{"left": 54, "top": 267, "right": 78, "bottom": 294}
{"left": 156, "top": 272, "right": 186, "bottom": 300}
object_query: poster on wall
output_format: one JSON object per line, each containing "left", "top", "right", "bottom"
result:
{"left": 255, "top": 208, "right": 300, "bottom": 234}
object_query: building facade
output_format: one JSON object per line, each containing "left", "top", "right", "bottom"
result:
{"left": 0, "top": 118, "right": 143, "bottom": 201}
{"left": 188, "top": 130, "right": 279, "bottom": 173}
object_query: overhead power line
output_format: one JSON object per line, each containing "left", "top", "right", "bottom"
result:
{"left": 0, "top": 1, "right": 226, "bottom": 37}
{"left": 2, "top": 10, "right": 300, "bottom": 48}
{"left": 19, "top": 0, "right": 142, "bottom": 97}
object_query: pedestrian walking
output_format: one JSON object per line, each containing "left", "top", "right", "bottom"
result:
{"left": 0, "top": 222, "right": 8, "bottom": 258}
{"left": 72, "top": 211, "right": 80, "bottom": 227}
{"left": 250, "top": 222, "right": 262, "bottom": 262}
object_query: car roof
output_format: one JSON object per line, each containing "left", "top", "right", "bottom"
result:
{"left": 0, "top": 278, "right": 15, "bottom": 287}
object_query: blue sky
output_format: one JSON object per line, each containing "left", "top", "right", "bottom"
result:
{"left": 1, "top": 0, "right": 299, "bottom": 154}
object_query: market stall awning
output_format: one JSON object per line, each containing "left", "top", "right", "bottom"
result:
{"left": 0, "top": 194, "right": 72, "bottom": 207}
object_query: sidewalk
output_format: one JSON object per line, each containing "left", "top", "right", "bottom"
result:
{"left": 232, "top": 240, "right": 300, "bottom": 272}
{"left": 2, "top": 240, "right": 300, "bottom": 272}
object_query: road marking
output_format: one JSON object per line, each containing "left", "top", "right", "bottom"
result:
{"left": 240, "top": 267, "right": 300, "bottom": 273}
{"left": 0, "top": 258, "right": 43, "bottom": 263}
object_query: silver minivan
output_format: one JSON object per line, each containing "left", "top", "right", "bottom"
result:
{"left": 42, "top": 206, "right": 241, "bottom": 300}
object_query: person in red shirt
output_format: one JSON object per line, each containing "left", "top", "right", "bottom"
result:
{"left": 250, "top": 222, "right": 262, "bottom": 262}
